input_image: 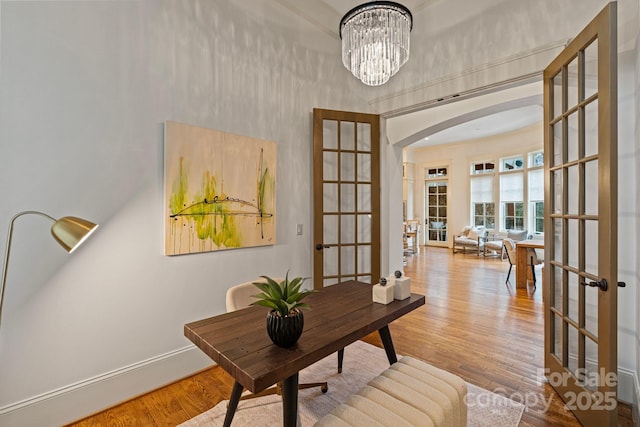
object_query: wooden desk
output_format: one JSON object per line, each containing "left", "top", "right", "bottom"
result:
{"left": 515, "top": 240, "right": 544, "bottom": 288}
{"left": 184, "top": 281, "right": 425, "bottom": 427}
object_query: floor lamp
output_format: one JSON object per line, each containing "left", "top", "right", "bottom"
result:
{"left": 0, "top": 211, "right": 98, "bottom": 329}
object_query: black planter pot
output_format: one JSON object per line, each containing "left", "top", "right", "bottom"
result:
{"left": 266, "top": 309, "right": 304, "bottom": 348}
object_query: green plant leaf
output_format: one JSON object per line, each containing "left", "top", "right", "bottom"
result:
{"left": 251, "top": 273, "right": 317, "bottom": 316}
{"left": 251, "top": 299, "right": 280, "bottom": 311}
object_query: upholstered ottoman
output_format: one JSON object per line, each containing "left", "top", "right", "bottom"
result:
{"left": 315, "top": 356, "right": 467, "bottom": 427}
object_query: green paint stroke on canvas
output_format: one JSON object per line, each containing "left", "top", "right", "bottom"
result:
{"left": 169, "top": 157, "right": 189, "bottom": 215}
{"left": 169, "top": 150, "right": 274, "bottom": 249}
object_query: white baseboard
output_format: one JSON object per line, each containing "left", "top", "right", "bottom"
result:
{"left": 1, "top": 346, "right": 636, "bottom": 426}
{"left": 631, "top": 368, "right": 640, "bottom": 423}
{"left": 619, "top": 367, "right": 637, "bottom": 404}
{"left": 0, "top": 345, "right": 213, "bottom": 427}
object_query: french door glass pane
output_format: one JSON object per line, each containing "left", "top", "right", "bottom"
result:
{"left": 568, "top": 272, "right": 579, "bottom": 322}
{"left": 553, "top": 121, "right": 563, "bottom": 166}
{"left": 585, "top": 160, "right": 598, "bottom": 216}
{"left": 357, "top": 214, "right": 372, "bottom": 243}
{"left": 341, "top": 184, "right": 355, "bottom": 211}
{"left": 324, "top": 183, "right": 338, "bottom": 212}
{"left": 341, "top": 215, "right": 355, "bottom": 243}
{"left": 568, "top": 324, "right": 579, "bottom": 374}
{"left": 568, "top": 112, "right": 579, "bottom": 163}
{"left": 341, "top": 153, "right": 355, "bottom": 181}
{"left": 358, "top": 153, "right": 371, "bottom": 181}
{"left": 568, "top": 56, "right": 579, "bottom": 109}
{"left": 323, "top": 120, "right": 337, "bottom": 149}
{"left": 323, "top": 247, "right": 338, "bottom": 276}
{"left": 553, "top": 218, "right": 563, "bottom": 262}
{"left": 584, "top": 39, "right": 598, "bottom": 100}
{"left": 585, "top": 279, "right": 599, "bottom": 338}
{"left": 357, "top": 245, "right": 371, "bottom": 274}
{"left": 324, "top": 152, "right": 338, "bottom": 181}
{"left": 568, "top": 219, "right": 579, "bottom": 269}
{"left": 553, "top": 169, "right": 563, "bottom": 214}
{"left": 568, "top": 165, "right": 579, "bottom": 215}
{"left": 552, "top": 265, "right": 563, "bottom": 310}
{"left": 341, "top": 122, "right": 355, "bottom": 150}
{"left": 585, "top": 338, "right": 599, "bottom": 391}
{"left": 357, "top": 184, "right": 371, "bottom": 211}
{"left": 357, "top": 123, "right": 371, "bottom": 150}
{"left": 341, "top": 246, "right": 355, "bottom": 274}
{"left": 324, "top": 215, "right": 338, "bottom": 245}
{"left": 553, "top": 313, "right": 564, "bottom": 360}
{"left": 553, "top": 72, "right": 563, "bottom": 118}
{"left": 585, "top": 219, "right": 598, "bottom": 277}
{"left": 585, "top": 100, "right": 599, "bottom": 157}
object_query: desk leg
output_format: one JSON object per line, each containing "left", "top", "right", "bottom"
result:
{"left": 224, "top": 381, "right": 243, "bottom": 427}
{"left": 338, "top": 348, "right": 344, "bottom": 373}
{"left": 515, "top": 245, "right": 527, "bottom": 289}
{"left": 378, "top": 326, "right": 398, "bottom": 365}
{"left": 282, "top": 372, "right": 299, "bottom": 427}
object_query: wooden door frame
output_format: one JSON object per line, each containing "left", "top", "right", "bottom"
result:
{"left": 543, "top": 2, "right": 618, "bottom": 425}
{"left": 312, "top": 108, "right": 381, "bottom": 289}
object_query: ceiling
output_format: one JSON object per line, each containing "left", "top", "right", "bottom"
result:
{"left": 411, "top": 104, "right": 543, "bottom": 148}
{"left": 274, "top": 0, "right": 636, "bottom": 149}
{"left": 274, "top": 0, "right": 437, "bottom": 39}
{"left": 275, "top": 0, "right": 544, "bottom": 148}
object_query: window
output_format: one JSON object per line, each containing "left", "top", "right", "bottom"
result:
{"left": 532, "top": 201, "right": 544, "bottom": 233}
{"left": 468, "top": 151, "right": 544, "bottom": 234}
{"left": 500, "top": 171, "right": 524, "bottom": 230}
{"left": 528, "top": 154, "right": 544, "bottom": 233}
{"left": 503, "top": 202, "right": 524, "bottom": 230}
{"left": 529, "top": 151, "right": 544, "bottom": 167}
{"left": 474, "top": 203, "right": 495, "bottom": 228}
{"left": 427, "top": 167, "right": 447, "bottom": 178}
{"left": 501, "top": 156, "right": 524, "bottom": 171}
{"left": 470, "top": 175, "right": 494, "bottom": 229}
{"left": 470, "top": 161, "right": 495, "bottom": 175}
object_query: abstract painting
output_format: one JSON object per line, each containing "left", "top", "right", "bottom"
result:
{"left": 164, "top": 121, "right": 276, "bottom": 255}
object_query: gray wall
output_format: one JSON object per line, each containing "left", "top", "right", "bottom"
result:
{"left": 0, "top": 0, "right": 638, "bottom": 424}
{"left": 0, "top": 1, "right": 369, "bottom": 424}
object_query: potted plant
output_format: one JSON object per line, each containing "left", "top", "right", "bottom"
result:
{"left": 251, "top": 273, "right": 316, "bottom": 348}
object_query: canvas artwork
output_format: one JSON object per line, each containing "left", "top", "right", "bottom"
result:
{"left": 164, "top": 121, "right": 276, "bottom": 256}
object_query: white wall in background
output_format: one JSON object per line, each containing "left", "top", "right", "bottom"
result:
{"left": 0, "top": 1, "right": 370, "bottom": 424}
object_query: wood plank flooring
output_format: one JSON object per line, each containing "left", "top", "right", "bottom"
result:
{"left": 67, "top": 247, "right": 634, "bottom": 426}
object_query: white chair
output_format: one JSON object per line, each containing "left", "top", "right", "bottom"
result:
{"left": 483, "top": 236, "right": 504, "bottom": 258}
{"left": 503, "top": 238, "right": 517, "bottom": 283}
{"left": 527, "top": 248, "right": 544, "bottom": 288}
{"left": 503, "top": 239, "right": 542, "bottom": 288}
{"left": 226, "top": 279, "right": 329, "bottom": 400}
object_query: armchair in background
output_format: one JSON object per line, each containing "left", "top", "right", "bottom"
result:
{"left": 452, "top": 226, "right": 487, "bottom": 256}
{"left": 483, "top": 229, "right": 529, "bottom": 258}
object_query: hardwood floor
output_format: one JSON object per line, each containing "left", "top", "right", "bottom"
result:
{"left": 67, "top": 247, "right": 633, "bottom": 426}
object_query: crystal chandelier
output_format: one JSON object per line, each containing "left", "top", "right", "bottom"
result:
{"left": 339, "top": 1, "right": 413, "bottom": 86}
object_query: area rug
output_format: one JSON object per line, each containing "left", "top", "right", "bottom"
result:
{"left": 179, "top": 341, "right": 525, "bottom": 426}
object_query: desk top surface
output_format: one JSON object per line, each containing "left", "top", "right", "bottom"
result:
{"left": 516, "top": 240, "right": 544, "bottom": 249}
{"left": 184, "top": 281, "right": 425, "bottom": 392}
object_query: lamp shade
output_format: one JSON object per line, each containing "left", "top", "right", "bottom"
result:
{"left": 51, "top": 216, "right": 99, "bottom": 253}
{"left": 1, "top": 211, "right": 98, "bottom": 330}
